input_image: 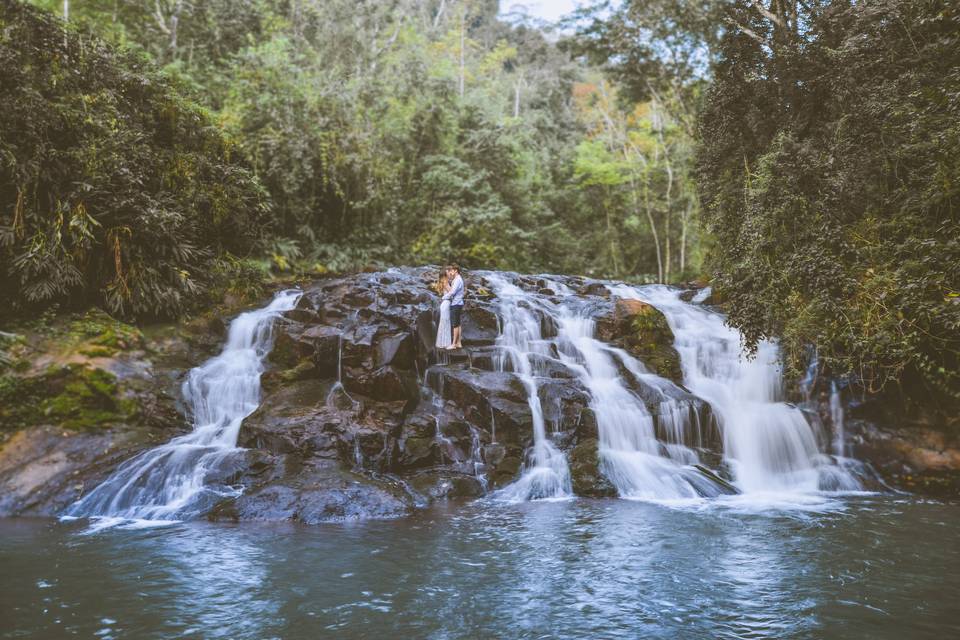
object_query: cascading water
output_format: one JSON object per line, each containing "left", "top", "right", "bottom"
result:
{"left": 830, "top": 381, "right": 845, "bottom": 458}
{"left": 611, "top": 284, "right": 861, "bottom": 494}
{"left": 64, "top": 290, "right": 302, "bottom": 522}
{"left": 485, "top": 274, "right": 572, "bottom": 501}
{"left": 555, "top": 312, "right": 722, "bottom": 499}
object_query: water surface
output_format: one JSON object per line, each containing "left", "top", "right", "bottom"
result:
{"left": 2, "top": 496, "right": 958, "bottom": 639}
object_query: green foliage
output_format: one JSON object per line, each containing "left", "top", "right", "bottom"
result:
{"left": 0, "top": 1, "right": 268, "bottom": 320}
{"left": 19, "top": 0, "right": 704, "bottom": 283}
{"left": 698, "top": 0, "right": 960, "bottom": 407}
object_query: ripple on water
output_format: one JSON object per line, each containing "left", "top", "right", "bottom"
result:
{"left": 0, "top": 497, "right": 958, "bottom": 639}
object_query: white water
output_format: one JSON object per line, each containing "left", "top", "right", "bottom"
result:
{"left": 555, "top": 312, "right": 720, "bottom": 499}
{"left": 485, "top": 274, "right": 572, "bottom": 501}
{"left": 611, "top": 285, "right": 860, "bottom": 495}
{"left": 64, "top": 290, "right": 302, "bottom": 522}
{"left": 830, "top": 381, "right": 846, "bottom": 458}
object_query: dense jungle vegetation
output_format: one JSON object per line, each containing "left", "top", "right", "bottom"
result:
{"left": 1, "top": 0, "right": 957, "bottom": 409}
{"left": 3, "top": 0, "right": 703, "bottom": 321}
{"left": 696, "top": 0, "right": 959, "bottom": 405}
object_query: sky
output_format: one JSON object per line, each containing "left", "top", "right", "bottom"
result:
{"left": 500, "top": 0, "right": 584, "bottom": 24}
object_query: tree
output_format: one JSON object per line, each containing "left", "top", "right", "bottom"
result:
{"left": 698, "top": 0, "right": 960, "bottom": 407}
{"left": 0, "top": 1, "right": 267, "bottom": 319}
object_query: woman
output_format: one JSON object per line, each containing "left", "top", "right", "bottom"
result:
{"left": 435, "top": 271, "right": 453, "bottom": 350}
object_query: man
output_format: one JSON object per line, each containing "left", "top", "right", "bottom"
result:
{"left": 442, "top": 264, "right": 464, "bottom": 350}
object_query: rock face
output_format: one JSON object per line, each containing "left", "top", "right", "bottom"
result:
{"left": 2, "top": 267, "right": 954, "bottom": 522}
{"left": 0, "top": 310, "right": 191, "bottom": 516}
{"left": 804, "top": 385, "right": 960, "bottom": 497}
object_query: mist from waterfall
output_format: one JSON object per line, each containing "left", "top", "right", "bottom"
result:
{"left": 64, "top": 290, "right": 302, "bottom": 523}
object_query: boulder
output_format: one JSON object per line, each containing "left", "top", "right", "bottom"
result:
{"left": 209, "top": 457, "right": 412, "bottom": 523}
{"left": 579, "top": 282, "right": 610, "bottom": 297}
{"left": 599, "top": 298, "right": 683, "bottom": 382}
{"left": 568, "top": 438, "right": 617, "bottom": 497}
{"left": 461, "top": 305, "right": 499, "bottom": 346}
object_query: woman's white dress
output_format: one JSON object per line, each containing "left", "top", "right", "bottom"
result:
{"left": 436, "top": 299, "right": 452, "bottom": 349}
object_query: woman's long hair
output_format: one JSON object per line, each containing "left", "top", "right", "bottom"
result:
{"left": 432, "top": 270, "right": 449, "bottom": 295}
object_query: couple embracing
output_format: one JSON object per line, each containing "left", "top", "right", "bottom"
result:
{"left": 436, "top": 264, "right": 464, "bottom": 351}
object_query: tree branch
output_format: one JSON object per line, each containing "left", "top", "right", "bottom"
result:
{"left": 725, "top": 17, "right": 766, "bottom": 45}
{"left": 749, "top": 0, "right": 784, "bottom": 28}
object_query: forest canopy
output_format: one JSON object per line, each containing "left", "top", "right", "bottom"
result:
{"left": 0, "top": 0, "right": 267, "bottom": 318}
{"left": 696, "top": 0, "right": 960, "bottom": 405}
{"left": 2, "top": 0, "right": 701, "bottom": 323}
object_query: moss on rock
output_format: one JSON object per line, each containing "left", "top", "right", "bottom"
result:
{"left": 1, "top": 363, "right": 138, "bottom": 435}
{"left": 67, "top": 309, "right": 145, "bottom": 354}
{"left": 40, "top": 365, "right": 138, "bottom": 431}
{"left": 601, "top": 298, "right": 683, "bottom": 382}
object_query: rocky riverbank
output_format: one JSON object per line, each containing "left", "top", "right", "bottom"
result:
{"left": 1, "top": 268, "right": 956, "bottom": 522}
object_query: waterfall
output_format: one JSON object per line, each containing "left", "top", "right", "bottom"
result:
{"left": 485, "top": 274, "right": 572, "bottom": 501}
{"left": 555, "top": 312, "right": 721, "bottom": 499}
{"left": 64, "top": 290, "right": 302, "bottom": 522}
{"left": 612, "top": 285, "right": 861, "bottom": 494}
{"left": 830, "top": 381, "right": 845, "bottom": 458}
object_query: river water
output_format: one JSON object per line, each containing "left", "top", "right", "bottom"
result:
{"left": 3, "top": 496, "right": 958, "bottom": 639}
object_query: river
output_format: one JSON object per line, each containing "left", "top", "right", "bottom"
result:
{"left": 2, "top": 495, "right": 958, "bottom": 639}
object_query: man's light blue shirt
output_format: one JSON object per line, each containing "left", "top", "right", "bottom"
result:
{"left": 444, "top": 274, "right": 464, "bottom": 306}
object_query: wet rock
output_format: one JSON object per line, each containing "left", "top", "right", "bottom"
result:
{"left": 377, "top": 332, "right": 415, "bottom": 369}
{"left": 427, "top": 367, "right": 532, "bottom": 447}
{"left": 849, "top": 418, "right": 960, "bottom": 497}
{"left": 598, "top": 298, "right": 683, "bottom": 382}
{"left": 461, "top": 305, "right": 499, "bottom": 346}
{"left": 241, "top": 380, "right": 341, "bottom": 456}
{"left": 579, "top": 282, "right": 610, "bottom": 297}
{"left": 568, "top": 438, "right": 617, "bottom": 497}
{"left": 0, "top": 425, "right": 173, "bottom": 517}
{"left": 343, "top": 365, "right": 419, "bottom": 404}
{"left": 491, "top": 454, "right": 522, "bottom": 487}
{"left": 210, "top": 458, "right": 412, "bottom": 523}
{"left": 407, "top": 472, "right": 485, "bottom": 500}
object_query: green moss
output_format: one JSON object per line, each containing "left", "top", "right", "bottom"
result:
{"left": 67, "top": 309, "right": 144, "bottom": 351}
{"left": 0, "top": 332, "right": 29, "bottom": 373}
{"left": 78, "top": 346, "right": 117, "bottom": 358}
{"left": 0, "top": 364, "right": 137, "bottom": 434}
{"left": 0, "top": 373, "right": 48, "bottom": 434}
{"left": 277, "top": 358, "right": 317, "bottom": 383}
{"left": 41, "top": 366, "right": 126, "bottom": 430}
{"left": 626, "top": 308, "right": 683, "bottom": 382}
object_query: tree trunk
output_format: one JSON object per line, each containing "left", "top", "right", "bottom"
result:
{"left": 638, "top": 175, "right": 663, "bottom": 283}
{"left": 680, "top": 200, "right": 690, "bottom": 275}
{"left": 459, "top": 11, "right": 465, "bottom": 98}
{"left": 604, "top": 194, "right": 620, "bottom": 276}
{"left": 664, "top": 208, "right": 671, "bottom": 283}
